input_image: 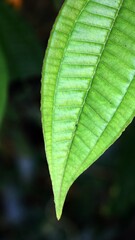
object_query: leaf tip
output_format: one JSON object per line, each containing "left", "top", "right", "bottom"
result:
{"left": 56, "top": 212, "right": 62, "bottom": 221}
{"left": 55, "top": 200, "right": 63, "bottom": 221}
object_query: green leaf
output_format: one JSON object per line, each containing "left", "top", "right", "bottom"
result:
{"left": 0, "top": 46, "right": 9, "bottom": 126}
{"left": 41, "top": 0, "right": 135, "bottom": 219}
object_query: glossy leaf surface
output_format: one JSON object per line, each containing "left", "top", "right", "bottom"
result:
{"left": 41, "top": 0, "right": 135, "bottom": 219}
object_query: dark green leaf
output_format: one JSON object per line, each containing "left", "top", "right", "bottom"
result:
{"left": 0, "top": 46, "right": 9, "bottom": 126}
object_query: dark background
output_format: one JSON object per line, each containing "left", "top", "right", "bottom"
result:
{"left": 0, "top": 0, "right": 135, "bottom": 239}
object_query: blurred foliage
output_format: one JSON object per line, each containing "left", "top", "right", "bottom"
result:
{"left": 52, "top": 0, "right": 64, "bottom": 10}
{"left": 0, "top": 0, "right": 135, "bottom": 240}
{"left": 0, "top": 1, "right": 43, "bottom": 81}
{"left": 0, "top": 47, "right": 9, "bottom": 125}
{"left": 0, "top": 0, "right": 43, "bottom": 127}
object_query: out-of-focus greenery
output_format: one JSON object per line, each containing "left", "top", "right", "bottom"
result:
{"left": 0, "top": 1, "right": 135, "bottom": 240}
{"left": 0, "top": 47, "right": 9, "bottom": 125}
{"left": 52, "top": 0, "right": 64, "bottom": 10}
{"left": 0, "top": 0, "right": 43, "bottom": 127}
{"left": 0, "top": 1, "right": 43, "bottom": 81}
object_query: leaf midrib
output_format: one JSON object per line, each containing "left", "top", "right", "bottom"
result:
{"left": 51, "top": 0, "right": 90, "bottom": 173}
{"left": 53, "top": 0, "right": 124, "bottom": 201}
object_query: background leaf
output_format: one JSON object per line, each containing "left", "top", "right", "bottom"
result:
{"left": 0, "top": 1, "right": 43, "bottom": 80}
{"left": 41, "top": 0, "right": 135, "bottom": 219}
{"left": 0, "top": 46, "right": 9, "bottom": 127}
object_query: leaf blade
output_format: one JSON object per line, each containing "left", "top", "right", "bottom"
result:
{"left": 41, "top": 0, "right": 135, "bottom": 219}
